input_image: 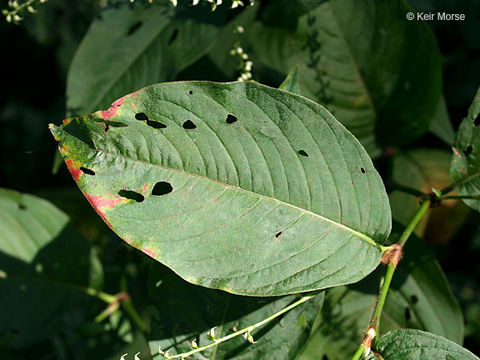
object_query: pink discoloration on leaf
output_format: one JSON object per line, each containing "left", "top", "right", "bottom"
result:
{"left": 453, "top": 148, "right": 463, "bottom": 158}
{"left": 143, "top": 248, "right": 157, "bottom": 258}
{"left": 65, "top": 159, "right": 82, "bottom": 182}
{"left": 84, "top": 193, "right": 127, "bottom": 228}
{"left": 101, "top": 97, "right": 125, "bottom": 119}
{"left": 85, "top": 194, "right": 128, "bottom": 210}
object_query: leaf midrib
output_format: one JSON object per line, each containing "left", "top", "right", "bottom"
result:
{"left": 60, "top": 126, "right": 383, "bottom": 250}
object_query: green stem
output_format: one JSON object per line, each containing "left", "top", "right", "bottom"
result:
{"left": 350, "top": 199, "right": 431, "bottom": 360}
{"left": 84, "top": 287, "right": 117, "bottom": 304}
{"left": 351, "top": 344, "right": 366, "bottom": 360}
{"left": 160, "top": 295, "right": 314, "bottom": 359}
{"left": 121, "top": 298, "right": 148, "bottom": 334}
{"left": 397, "top": 200, "right": 430, "bottom": 247}
{"left": 438, "top": 194, "right": 480, "bottom": 201}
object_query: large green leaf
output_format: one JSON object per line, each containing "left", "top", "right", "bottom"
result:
{"left": 0, "top": 188, "right": 103, "bottom": 347}
{"left": 451, "top": 86, "right": 480, "bottom": 212}
{"left": 298, "top": 228, "right": 464, "bottom": 359}
{"left": 50, "top": 81, "right": 391, "bottom": 296}
{"left": 243, "top": 0, "right": 442, "bottom": 155}
{"left": 374, "top": 329, "right": 478, "bottom": 360}
{"left": 147, "top": 264, "right": 323, "bottom": 359}
{"left": 66, "top": 1, "right": 227, "bottom": 115}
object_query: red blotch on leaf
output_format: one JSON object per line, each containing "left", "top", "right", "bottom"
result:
{"left": 65, "top": 159, "right": 82, "bottom": 182}
{"left": 62, "top": 118, "right": 71, "bottom": 125}
{"left": 143, "top": 248, "right": 157, "bottom": 258}
{"left": 84, "top": 193, "right": 127, "bottom": 228}
{"left": 101, "top": 97, "right": 125, "bottom": 119}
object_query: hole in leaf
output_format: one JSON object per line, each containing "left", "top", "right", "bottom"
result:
{"left": 404, "top": 307, "right": 411, "bottom": 320}
{"left": 322, "top": 356, "right": 329, "bottom": 360}
{"left": 147, "top": 120, "right": 167, "bottom": 129}
{"left": 80, "top": 167, "right": 95, "bottom": 176}
{"left": 168, "top": 28, "right": 178, "bottom": 45}
{"left": 226, "top": 114, "right": 237, "bottom": 124}
{"left": 183, "top": 120, "right": 196, "bottom": 129}
{"left": 464, "top": 145, "right": 473, "bottom": 156}
{"left": 127, "top": 21, "right": 143, "bottom": 36}
{"left": 275, "top": 231, "right": 282, "bottom": 239}
{"left": 189, "top": 90, "right": 193, "bottom": 95}
{"left": 360, "top": 167, "right": 366, "bottom": 174}
{"left": 104, "top": 123, "right": 110, "bottom": 132}
{"left": 104, "top": 120, "right": 128, "bottom": 128}
{"left": 118, "top": 190, "right": 144, "bottom": 202}
{"left": 410, "top": 295, "right": 418, "bottom": 304}
{"left": 152, "top": 182, "right": 173, "bottom": 196}
{"left": 474, "top": 115, "right": 479, "bottom": 127}
{"left": 298, "top": 150, "right": 309, "bottom": 157}
{"left": 135, "top": 112, "right": 149, "bottom": 121}
{"left": 18, "top": 204, "right": 26, "bottom": 210}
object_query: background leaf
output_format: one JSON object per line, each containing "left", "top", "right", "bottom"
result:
{"left": 374, "top": 329, "right": 478, "bottom": 360}
{"left": 239, "top": 0, "right": 442, "bottom": 155}
{"left": 147, "top": 264, "right": 323, "bottom": 359}
{"left": 0, "top": 188, "right": 103, "bottom": 347}
{"left": 451, "top": 86, "right": 480, "bottom": 212}
{"left": 50, "top": 81, "right": 391, "bottom": 296}
{"left": 66, "top": 1, "right": 228, "bottom": 115}
{"left": 298, "top": 226, "right": 464, "bottom": 359}
{"left": 279, "top": 66, "right": 301, "bottom": 94}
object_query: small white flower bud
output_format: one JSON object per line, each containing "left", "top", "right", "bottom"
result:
{"left": 207, "top": 326, "right": 216, "bottom": 340}
{"left": 120, "top": 354, "right": 128, "bottom": 360}
{"left": 27, "top": 5, "right": 36, "bottom": 13}
{"left": 236, "top": 46, "right": 243, "bottom": 54}
{"left": 191, "top": 339, "right": 198, "bottom": 348}
{"left": 134, "top": 352, "right": 141, "bottom": 360}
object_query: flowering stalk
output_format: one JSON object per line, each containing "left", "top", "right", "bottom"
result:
{"left": 2, "top": 0, "right": 47, "bottom": 23}
{"left": 158, "top": 295, "right": 314, "bottom": 359}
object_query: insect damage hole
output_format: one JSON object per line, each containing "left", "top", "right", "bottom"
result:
{"left": 188, "top": 90, "right": 193, "bottom": 95}
{"left": 183, "top": 120, "right": 196, "bottom": 129}
{"left": 404, "top": 307, "right": 411, "bottom": 320}
{"left": 464, "top": 145, "right": 473, "bottom": 156}
{"left": 118, "top": 190, "right": 144, "bottom": 202}
{"left": 147, "top": 120, "right": 167, "bottom": 129}
{"left": 152, "top": 182, "right": 173, "bottom": 196}
{"left": 410, "top": 295, "right": 418, "bottom": 304}
{"left": 360, "top": 167, "right": 366, "bottom": 174}
{"left": 275, "top": 231, "right": 282, "bottom": 239}
{"left": 80, "top": 167, "right": 95, "bottom": 176}
{"left": 127, "top": 21, "right": 143, "bottom": 36}
{"left": 135, "top": 112, "right": 149, "bottom": 121}
{"left": 298, "top": 150, "right": 309, "bottom": 157}
{"left": 226, "top": 114, "right": 237, "bottom": 124}
{"left": 168, "top": 28, "right": 178, "bottom": 45}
